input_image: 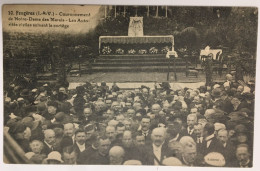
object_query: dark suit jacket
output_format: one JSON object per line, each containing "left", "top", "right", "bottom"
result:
{"left": 218, "top": 141, "right": 236, "bottom": 166}
{"left": 220, "top": 97, "right": 233, "bottom": 114}
{"left": 77, "top": 146, "right": 97, "bottom": 164}
{"left": 137, "top": 130, "right": 152, "bottom": 145}
{"left": 180, "top": 128, "right": 197, "bottom": 141}
{"left": 228, "top": 160, "right": 253, "bottom": 168}
{"left": 143, "top": 142, "right": 169, "bottom": 165}
{"left": 73, "top": 142, "right": 89, "bottom": 155}
{"left": 42, "top": 142, "right": 54, "bottom": 155}
{"left": 200, "top": 136, "right": 223, "bottom": 156}
{"left": 60, "top": 136, "right": 74, "bottom": 151}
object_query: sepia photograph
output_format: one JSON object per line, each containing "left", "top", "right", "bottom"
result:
{"left": 1, "top": 1, "right": 259, "bottom": 169}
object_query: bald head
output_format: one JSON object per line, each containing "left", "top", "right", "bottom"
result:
{"left": 44, "top": 129, "right": 56, "bottom": 145}
{"left": 151, "top": 104, "right": 161, "bottom": 115}
{"left": 109, "top": 146, "right": 125, "bottom": 165}
{"left": 106, "top": 126, "right": 116, "bottom": 142}
{"left": 122, "top": 131, "right": 132, "bottom": 148}
{"left": 187, "top": 114, "right": 197, "bottom": 129}
{"left": 151, "top": 127, "right": 166, "bottom": 146}
{"left": 64, "top": 123, "right": 75, "bottom": 137}
{"left": 162, "top": 157, "right": 183, "bottom": 166}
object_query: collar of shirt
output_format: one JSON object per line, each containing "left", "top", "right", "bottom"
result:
{"left": 44, "top": 140, "right": 52, "bottom": 149}
{"left": 76, "top": 142, "right": 86, "bottom": 152}
{"left": 223, "top": 142, "right": 227, "bottom": 147}
{"left": 187, "top": 127, "right": 194, "bottom": 134}
{"left": 197, "top": 137, "right": 203, "bottom": 143}
{"left": 152, "top": 142, "right": 164, "bottom": 151}
{"left": 142, "top": 130, "right": 149, "bottom": 136}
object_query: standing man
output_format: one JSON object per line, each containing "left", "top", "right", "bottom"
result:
{"left": 201, "top": 123, "right": 222, "bottom": 156}
{"left": 42, "top": 129, "right": 56, "bottom": 155}
{"left": 83, "top": 136, "right": 111, "bottom": 165}
{"left": 181, "top": 114, "right": 197, "bottom": 140}
{"left": 138, "top": 116, "right": 152, "bottom": 145}
{"left": 144, "top": 127, "right": 168, "bottom": 165}
{"left": 73, "top": 129, "right": 88, "bottom": 154}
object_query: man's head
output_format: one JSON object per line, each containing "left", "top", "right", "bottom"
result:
{"left": 151, "top": 104, "right": 161, "bottom": 115}
{"left": 59, "top": 87, "right": 66, "bottom": 94}
{"left": 105, "top": 126, "right": 116, "bottom": 142}
{"left": 237, "top": 86, "right": 244, "bottom": 93}
{"left": 142, "top": 88, "right": 149, "bottom": 97}
{"left": 44, "top": 129, "right": 56, "bottom": 146}
{"left": 187, "top": 114, "right": 197, "bottom": 129}
{"left": 83, "top": 108, "right": 92, "bottom": 118}
{"left": 47, "top": 105, "right": 57, "bottom": 115}
{"left": 236, "top": 144, "right": 251, "bottom": 165}
{"left": 116, "top": 123, "right": 126, "bottom": 135}
{"left": 122, "top": 131, "right": 133, "bottom": 148}
{"left": 98, "top": 136, "right": 111, "bottom": 156}
{"left": 29, "top": 140, "right": 44, "bottom": 154}
{"left": 63, "top": 123, "right": 75, "bottom": 137}
{"left": 105, "top": 109, "right": 114, "bottom": 120}
{"left": 84, "top": 124, "right": 95, "bottom": 140}
{"left": 182, "top": 143, "right": 197, "bottom": 165}
{"left": 193, "top": 124, "right": 203, "bottom": 137}
{"left": 123, "top": 119, "right": 131, "bottom": 130}
{"left": 190, "top": 108, "right": 199, "bottom": 115}
{"left": 62, "top": 146, "right": 77, "bottom": 164}
{"left": 217, "top": 129, "right": 228, "bottom": 145}
{"left": 226, "top": 74, "right": 233, "bottom": 81}
{"left": 116, "top": 114, "right": 125, "bottom": 123}
{"left": 151, "top": 127, "right": 166, "bottom": 147}
{"left": 134, "top": 132, "right": 145, "bottom": 146}
{"left": 74, "top": 129, "right": 86, "bottom": 145}
{"left": 141, "top": 116, "right": 151, "bottom": 131}
{"left": 127, "top": 109, "right": 135, "bottom": 118}
{"left": 109, "top": 146, "right": 125, "bottom": 165}
{"left": 203, "top": 123, "right": 215, "bottom": 138}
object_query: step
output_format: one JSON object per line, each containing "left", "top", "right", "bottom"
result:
{"left": 90, "top": 62, "right": 188, "bottom": 67}
{"left": 95, "top": 58, "right": 185, "bottom": 63}
{"left": 81, "top": 66, "right": 187, "bottom": 72}
{"left": 98, "top": 54, "right": 181, "bottom": 60}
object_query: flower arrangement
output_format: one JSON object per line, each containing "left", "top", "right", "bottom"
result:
{"left": 149, "top": 47, "right": 158, "bottom": 54}
{"left": 115, "top": 48, "right": 125, "bottom": 55}
{"left": 128, "top": 49, "right": 136, "bottom": 55}
{"left": 102, "top": 46, "right": 112, "bottom": 55}
{"left": 161, "top": 46, "right": 170, "bottom": 54}
{"left": 138, "top": 49, "right": 147, "bottom": 54}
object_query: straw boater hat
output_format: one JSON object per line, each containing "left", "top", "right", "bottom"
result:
{"left": 45, "top": 151, "right": 63, "bottom": 163}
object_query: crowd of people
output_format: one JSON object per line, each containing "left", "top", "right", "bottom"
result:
{"left": 3, "top": 74, "right": 254, "bottom": 167}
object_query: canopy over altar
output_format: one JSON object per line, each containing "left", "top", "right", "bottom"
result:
{"left": 99, "top": 17, "right": 174, "bottom": 55}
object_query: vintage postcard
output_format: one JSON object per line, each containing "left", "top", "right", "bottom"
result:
{"left": 1, "top": 3, "right": 258, "bottom": 169}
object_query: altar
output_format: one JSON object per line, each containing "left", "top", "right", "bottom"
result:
{"left": 99, "top": 17, "right": 174, "bottom": 55}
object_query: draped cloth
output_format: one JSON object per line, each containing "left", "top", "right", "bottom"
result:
{"left": 128, "top": 17, "right": 144, "bottom": 36}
